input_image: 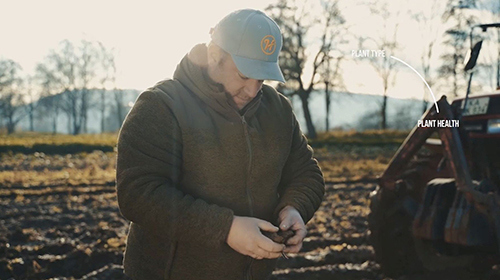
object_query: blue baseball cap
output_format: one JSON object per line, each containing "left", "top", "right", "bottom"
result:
{"left": 211, "top": 9, "right": 286, "bottom": 83}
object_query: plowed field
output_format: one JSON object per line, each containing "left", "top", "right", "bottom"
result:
{"left": 1, "top": 147, "right": 498, "bottom": 280}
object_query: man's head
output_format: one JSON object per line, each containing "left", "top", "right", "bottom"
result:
{"left": 206, "top": 9, "right": 285, "bottom": 109}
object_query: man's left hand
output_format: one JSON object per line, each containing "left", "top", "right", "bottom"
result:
{"left": 277, "top": 205, "right": 307, "bottom": 253}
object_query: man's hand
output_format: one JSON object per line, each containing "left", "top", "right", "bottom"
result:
{"left": 278, "top": 206, "right": 307, "bottom": 253}
{"left": 226, "top": 216, "right": 286, "bottom": 260}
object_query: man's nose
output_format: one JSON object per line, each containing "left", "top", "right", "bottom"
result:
{"left": 244, "top": 79, "right": 263, "bottom": 97}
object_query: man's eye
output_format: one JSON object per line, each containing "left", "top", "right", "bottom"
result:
{"left": 239, "top": 74, "right": 249, "bottom": 80}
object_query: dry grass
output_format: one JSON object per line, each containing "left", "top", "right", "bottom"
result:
{"left": 0, "top": 130, "right": 406, "bottom": 149}
{"left": 314, "top": 145, "right": 397, "bottom": 182}
{"left": 312, "top": 129, "right": 408, "bottom": 145}
{"left": 0, "top": 130, "right": 403, "bottom": 187}
{"left": 0, "top": 132, "right": 117, "bottom": 147}
{"left": 0, "top": 147, "right": 397, "bottom": 188}
{"left": 0, "top": 151, "right": 116, "bottom": 187}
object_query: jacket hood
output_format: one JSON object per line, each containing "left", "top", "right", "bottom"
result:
{"left": 173, "top": 44, "right": 261, "bottom": 119}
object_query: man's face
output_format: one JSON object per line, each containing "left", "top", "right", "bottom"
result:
{"left": 212, "top": 54, "right": 264, "bottom": 110}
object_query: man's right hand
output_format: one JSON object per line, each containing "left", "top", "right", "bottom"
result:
{"left": 226, "top": 216, "right": 286, "bottom": 260}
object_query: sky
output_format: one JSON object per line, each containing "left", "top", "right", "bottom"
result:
{"left": 2, "top": 0, "right": 497, "bottom": 102}
{"left": 1, "top": 0, "right": 274, "bottom": 89}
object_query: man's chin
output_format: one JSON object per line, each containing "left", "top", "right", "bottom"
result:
{"left": 234, "top": 98, "right": 249, "bottom": 108}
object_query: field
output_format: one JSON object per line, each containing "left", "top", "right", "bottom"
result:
{"left": 0, "top": 131, "right": 498, "bottom": 279}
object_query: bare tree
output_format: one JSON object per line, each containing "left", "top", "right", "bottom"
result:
{"left": 439, "top": 0, "right": 479, "bottom": 97}
{"left": 44, "top": 40, "right": 81, "bottom": 134}
{"left": 0, "top": 59, "right": 25, "bottom": 134}
{"left": 39, "top": 39, "right": 102, "bottom": 135}
{"left": 113, "top": 89, "right": 127, "bottom": 129}
{"left": 96, "top": 44, "right": 126, "bottom": 131}
{"left": 38, "top": 93, "right": 63, "bottom": 134}
{"left": 411, "top": 0, "right": 447, "bottom": 113}
{"left": 266, "top": 0, "right": 345, "bottom": 139}
{"left": 35, "top": 62, "right": 62, "bottom": 134}
{"left": 98, "top": 42, "right": 116, "bottom": 133}
{"left": 361, "top": 0, "right": 401, "bottom": 129}
{"left": 320, "top": 54, "right": 345, "bottom": 131}
{"left": 79, "top": 39, "right": 100, "bottom": 133}
{"left": 473, "top": 0, "right": 500, "bottom": 91}
{"left": 495, "top": 0, "right": 500, "bottom": 89}
{"left": 24, "top": 76, "right": 40, "bottom": 131}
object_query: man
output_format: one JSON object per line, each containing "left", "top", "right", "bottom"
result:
{"left": 116, "top": 9, "right": 325, "bottom": 280}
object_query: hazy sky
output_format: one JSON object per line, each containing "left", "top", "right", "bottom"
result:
{"left": 2, "top": 0, "right": 276, "bottom": 89}
{"left": 2, "top": 0, "right": 493, "bottom": 101}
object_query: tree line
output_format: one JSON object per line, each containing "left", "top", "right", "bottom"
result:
{"left": 0, "top": 39, "right": 126, "bottom": 135}
{"left": 1, "top": 0, "right": 499, "bottom": 137}
{"left": 266, "top": 0, "right": 500, "bottom": 138}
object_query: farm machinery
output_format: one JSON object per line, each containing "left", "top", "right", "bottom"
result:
{"left": 368, "top": 23, "right": 500, "bottom": 277}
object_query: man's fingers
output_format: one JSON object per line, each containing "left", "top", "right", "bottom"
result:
{"left": 243, "top": 215, "right": 306, "bottom": 258}
{"left": 286, "top": 228, "right": 307, "bottom": 245}
{"left": 279, "top": 213, "right": 294, "bottom": 230}
{"left": 283, "top": 242, "right": 302, "bottom": 253}
{"left": 286, "top": 235, "right": 300, "bottom": 245}
{"left": 279, "top": 205, "right": 303, "bottom": 231}
{"left": 258, "top": 220, "right": 279, "bottom": 233}
{"left": 250, "top": 253, "right": 262, "bottom": 260}
{"left": 257, "top": 235, "right": 286, "bottom": 252}
{"left": 253, "top": 247, "right": 283, "bottom": 259}
{"left": 279, "top": 217, "right": 292, "bottom": 230}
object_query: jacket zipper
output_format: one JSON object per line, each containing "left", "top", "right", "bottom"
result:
{"left": 235, "top": 94, "right": 261, "bottom": 280}
{"left": 241, "top": 116, "right": 254, "bottom": 217}
{"left": 242, "top": 116, "right": 254, "bottom": 280}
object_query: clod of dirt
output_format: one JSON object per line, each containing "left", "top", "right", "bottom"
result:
{"left": 9, "top": 228, "right": 31, "bottom": 243}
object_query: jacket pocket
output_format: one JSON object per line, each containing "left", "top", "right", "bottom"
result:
{"left": 163, "top": 241, "right": 178, "bottom": 280}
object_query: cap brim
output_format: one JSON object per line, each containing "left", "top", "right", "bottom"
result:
{"left": 231, "top": 55, "right": 286, "bottom": 83}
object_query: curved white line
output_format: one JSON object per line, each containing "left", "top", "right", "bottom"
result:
{"left": 390, "top": 55, "right": 439, "bottom": 113}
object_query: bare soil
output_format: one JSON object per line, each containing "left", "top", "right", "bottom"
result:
{"left": 1, "top": 178, "right": 384, "bottom": 280}
{"left": 1, "top": 149, "right": 499, "bottom": 279}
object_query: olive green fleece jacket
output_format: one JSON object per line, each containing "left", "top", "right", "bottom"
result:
{"left": 116, "top": 44, "right": 325, "bottom": 280}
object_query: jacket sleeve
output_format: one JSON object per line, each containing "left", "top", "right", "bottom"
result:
{"left": 116, "top": 89, "right": 234, "bottom": 248}
{"left": 273, "top": 101, "right": 325, "bottom": 225}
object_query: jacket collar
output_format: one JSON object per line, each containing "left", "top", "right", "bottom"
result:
{"left": 173, "top": 44, "right": 262, "bottom": 120}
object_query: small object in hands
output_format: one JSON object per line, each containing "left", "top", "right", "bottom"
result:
{"left": 281, "top": 251, "right": 289, "bottom": 259}
{"left": 261, "top": 229, "right": 294, "bottom": 259}
{"left": 261, "top": 229, "right": 295, "bottom": 244}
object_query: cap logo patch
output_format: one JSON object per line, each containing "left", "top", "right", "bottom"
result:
{"left": 261, "top": 35, "right": 276, "bottom": 55}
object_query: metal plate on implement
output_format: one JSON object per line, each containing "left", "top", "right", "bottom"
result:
{"left": 463, "top": 97, "right": 490, "bottom": 116}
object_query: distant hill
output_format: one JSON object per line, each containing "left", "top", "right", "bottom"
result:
{"left": 290, "top": 91, "right": 427, "bottom": 132}
{"left": 17, "top": 89, "right": 140, "bottom": 134}
{"left": 16, "top": 89, "right": 426, "bottom": 134}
